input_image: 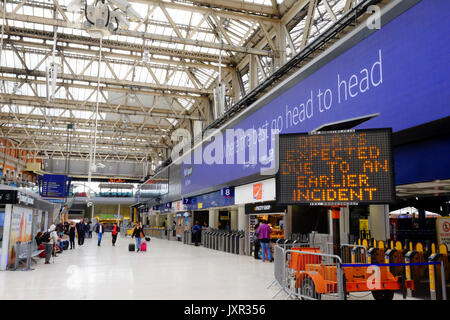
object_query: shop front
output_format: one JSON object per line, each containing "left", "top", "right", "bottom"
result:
{"left": 245, "top": 201, "right": 287, "bottom": 258}
{"left": 170, "top": 199, "right": 186, "bottom": 241}
{"left": 235, "top": 178, "right": 279, "bottom": 256}
{"left": 0, "top": 187, "right": 54, "bottom": 271}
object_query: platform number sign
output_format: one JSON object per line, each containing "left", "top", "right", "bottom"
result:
{"left": 276, "top": 128, "right": 395, "bottom": 205}
{"left": 221, "top": 187, "right": 234, "bottom": 198}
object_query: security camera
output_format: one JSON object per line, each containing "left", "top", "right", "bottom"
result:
{"left": 96, "top": 163, "right": 106, "bottom": 169}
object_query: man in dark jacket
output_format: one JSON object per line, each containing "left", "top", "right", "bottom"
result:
{"left": 192, "top": 221, "right": 201, "bottom": 247}
{"left": 76, "top": 218, "right": 85, "bottom": 246}
{"left": 253, "top": 221, "right": 261, "bottom": 260}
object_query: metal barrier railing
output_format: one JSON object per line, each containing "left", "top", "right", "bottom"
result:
{"left": 285, "top": 248, "right": 344, "bottom": 300}
{"left": 270, "top": 241, "right": 448, "bottom": 300}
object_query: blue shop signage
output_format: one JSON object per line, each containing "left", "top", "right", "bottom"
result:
{"left": 185, "top": 189, "right": 235, "bottom": 211}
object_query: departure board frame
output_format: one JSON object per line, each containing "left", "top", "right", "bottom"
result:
{"left": 276, "top": 128, "right": 396, "bottom": 206}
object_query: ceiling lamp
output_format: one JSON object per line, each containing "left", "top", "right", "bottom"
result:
{"left": 68, "top": 0, "right": 142, "bottom": 38}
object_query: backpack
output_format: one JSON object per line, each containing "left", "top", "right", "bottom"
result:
{"left": 40, "top": 231, "right": 51, "bottom": 243}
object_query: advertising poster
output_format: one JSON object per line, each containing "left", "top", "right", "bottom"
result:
{"left": 436, "top": 217, "right": 450, "bottom": 249}
{"left": 8, "top": 206, "right": 33, "bottom": 268}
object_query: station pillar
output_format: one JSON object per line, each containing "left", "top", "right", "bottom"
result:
{"left": 230, "top": 209, "right": 238, "bottom": 231}
{"left": 369, "top": 205, "right": 389, "bottom": 241}
{"left": 208, "top": 209, "right": 218, "bottom": 228}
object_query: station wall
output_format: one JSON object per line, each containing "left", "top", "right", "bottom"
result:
{"left": 176, "top": 0, "right": 449, "bottom": 197}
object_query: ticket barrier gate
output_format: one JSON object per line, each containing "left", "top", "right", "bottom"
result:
{"left": 224, "top": 232, "right": 233, "bottom": 253}
{"left": 219, "top": 231, "right": 226, "bottom": 251}
{"left": 238, "top": 231, "right": 246, "bottom": 255}
{"left": 367, "top": 240, "right": 387, "bottom": 264}
{"left": 201, "top": 230, "right": 206, "bottom": 247}
{"left": 231, "top": 232, "right": 238, "bottom": 254}
{"left": 208, "top": 229, "right": 213, "bottom": 248}
{"left": 385, "top": 241, "right": 406, "bottom": 277}
{"left": 215, "top": 230, "right": 221, "bottom": 251}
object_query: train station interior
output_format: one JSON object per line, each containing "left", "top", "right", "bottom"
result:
{"left": 0, "top": 0, "right": 449, "bottom": 306}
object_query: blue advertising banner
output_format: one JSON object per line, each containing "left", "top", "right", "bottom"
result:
{"left": 181, "top": 0, "right": 450, "bottom": 195}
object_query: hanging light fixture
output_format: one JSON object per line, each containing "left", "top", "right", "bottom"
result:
{"left": 67, "top": 0, "right": 142, "bottom": 38}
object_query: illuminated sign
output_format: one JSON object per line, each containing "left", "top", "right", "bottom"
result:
{"left": 253, "top": 183, "right": 263, "bottom": 200}
{"left": 109, "top": 178, "right": 125, "bottom": 183}
{"left": 221, "top": 187, "right": 234, "bottom": 198}
{"left": 276, "top": 129, "right": 395, "bottom": 205}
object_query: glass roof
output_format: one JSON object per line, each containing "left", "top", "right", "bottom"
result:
{"left": 0, "top": 0, "right": 364, "bottom": 166}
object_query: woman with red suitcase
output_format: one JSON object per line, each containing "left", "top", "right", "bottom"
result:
{"left": 131, "top": 223, "right": 146, "bottom": 252}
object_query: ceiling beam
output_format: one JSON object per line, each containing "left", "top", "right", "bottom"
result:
{"left": 5, "top": 12, "right": 272, "bottom": 56}
{"left": 0, "top": 66, "right": 211, "bottom": 95}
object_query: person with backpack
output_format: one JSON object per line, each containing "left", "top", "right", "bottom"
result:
{"left": 111, "top": 222, "right": 120, "bottom": 246}
{"left": 68, "top": 221, "right": 76, "bottom": 249}
{"left": 191, "top": 220, "right": 201, "bottom": 247}
{"left": 41, "top": 224, "right": 59, "bottom": 264}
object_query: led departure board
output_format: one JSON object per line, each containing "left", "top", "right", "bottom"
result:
{"left": 276, "top": 129, "right": 395, "bottom": 205}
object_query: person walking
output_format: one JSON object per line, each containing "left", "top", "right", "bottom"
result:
{"left": 253, "top": 221, "right": 261, "bottom": 260}
{"left": 42, "top": 224, "right": 59, "bottom": 264}
{"left": 96, "top": 222, "right": 105, "bottom": 246}
{"left": 68, "top": 221, "right": 76, "bottom": 249}
{"left": 131, "top": 222, "right": 146, "bottom": 252}
{"left": 86, "top": 222, "right": 91, "bottom": 238}
{"left": 84, "top": 220, "right": 91, "bottom": 239}
{"left": 111, "top": 222, "right": 120, "bottom": 246}
{"left": 76, "top": 218, "right": 85, "bottom": 246}
{"left": 192, "top": 220, "right": 201, "bottom": 247}
{"left": 257, "top": 220, "right": 272, "bottom": 263}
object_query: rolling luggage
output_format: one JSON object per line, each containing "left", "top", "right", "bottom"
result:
{"left": 38, "top": 244, "right": 45, "bottom": 258}
{"left": 140, "top": 242, "right": 147, "bottom": 252}
{"left": 129, "top": 243, "right": 135, "bottom": 252}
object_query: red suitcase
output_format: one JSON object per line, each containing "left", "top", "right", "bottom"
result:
{"left": 140, "top": 242, "right": 147, "bottom": 252}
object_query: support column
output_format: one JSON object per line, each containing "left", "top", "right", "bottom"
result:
{"left": 369, "top": 205, "right": 389, "bottom": 241}
{"left": 249, "top": 54, "right": 258, "bottom": 90}
{"left": 285, "top": 206, "right": 293, "bottom": 239}
{"left": 275, "top": 22, "right": 287, "bottom": 67}
{"left": 230, "top": 209, "right": 238, "bottom": 231}
{"left": 208, "top": 209, "right": 218, "bottom": 228}
{"left": 237, "top": 205, "right": 249, "bottom": 255}
{"left": 117, "top": 203, "right": 120, "bottom": 224}
{"left": 231, "top": 68, "right": 241, "bottom": 103}
{"left": 339, "top": 206, "right": 350, "bottom": 244}
{"left": 91, "top": 203, "right": 95, "bottom": 222}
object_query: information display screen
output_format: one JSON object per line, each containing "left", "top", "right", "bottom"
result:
{"left": 276, "top": 129, "right": 395, "bottom": 205}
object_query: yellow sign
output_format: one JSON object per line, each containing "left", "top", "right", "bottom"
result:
{"left": 359, "top": 219, "right": 369, "bottom": 231}
{"left": 198, "top": 202, "right": 203, "bottom": 209}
